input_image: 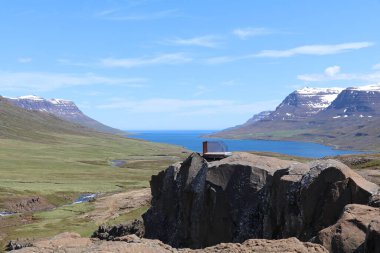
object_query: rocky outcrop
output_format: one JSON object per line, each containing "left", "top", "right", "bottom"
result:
{"left": 143, "top": 152, "right": 379, "bottom": 249}
{"left": 311, "top": 204, "right": 380, "bottom": 253}
{"left": 4, "top": 196, "right": 54, "bottom": 213}
{"left": 143, "top": 152, "right": 296, "bottom": 248}
{"left": 9, "top": 232, "right": 329, "bottom": 253}
{"left": 92, "top": 219, "right": 145, "bottom": 240}
{"left": 269, "top": 159, "right": 379, "bottom": 240}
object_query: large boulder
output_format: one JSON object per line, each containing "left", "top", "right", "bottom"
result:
{"left": 268, "top": 160, "right": 379, "bottom": 240}
{"left": 311, "top": 204, "right": 380, "bottom": 253}
{"left": 143, "top": 152, "right": 379, "bottom": 249}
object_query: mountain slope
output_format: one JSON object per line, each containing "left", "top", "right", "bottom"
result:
{"left": 6, "top": 95, "right": 123, "bottom": 134}
{"left": 268, "top": 87, "right": 343, "bottom": 120}
{"left": 0, "top": 96, "right": 94, "bottom": 142}
{"left": 212, "top": 85, "right": 380, "bottom": 151}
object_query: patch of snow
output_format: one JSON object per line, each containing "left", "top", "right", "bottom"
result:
{"left": 368, "top": 116, "right": 373, "bottom": 118}
{"left": 7, "top": 95, "right": 45, "bottom": 101}
{"left": 49, "top": 98, "right": 72, "bottom": 105}
{"left": 296, "top": 87, "right": 344, "bottom": 95}
{"left": 350, "top": 83, "right": 380, "bottom": 92}
{"left": 333, "top": 116, "right": 341, "bottom": 119}
{"left": 286, "top": 113, "right": 292, "bottom": 116}
{"left": 360, "top": 114, "right": 364, "bottom": 118}
{"left": 344, "top": 115, "right": 348, "bottom": 118}
{"left": 344, "top": 108, "right": 347, "bottom": 113}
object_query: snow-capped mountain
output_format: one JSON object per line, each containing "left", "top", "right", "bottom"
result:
{"left": 320, "top": 83, "right": 380, "bottom": 119}
{"left": 212, "top": 84, "right": 380, "bottom": 150}
{"left": 5, "top": 95, "right": 122, "bottom": 134}
{"left": 269, "top": 87, "right": 344, "bottom": 120}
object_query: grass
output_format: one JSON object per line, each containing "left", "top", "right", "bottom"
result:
{"left": 105, "top": 205, "right": 150, "bottom": 226}
{"left": 9, "top": 203, "right": 97, "bottom": 240}
{"left": 0, "top": 132, "right": 188, "bottom": 247}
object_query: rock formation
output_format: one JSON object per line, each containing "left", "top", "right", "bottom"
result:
{"left": 92, "top": 219, "right": 145, "bottom": 240}
{"left": 311, "top": 204, "right": 380, "bottom": 253}
{"left": 143, "top": 152, "right": 379, "bottom": 249}
{"left": 9, "top": 232, "right": 328, "bottom": 253}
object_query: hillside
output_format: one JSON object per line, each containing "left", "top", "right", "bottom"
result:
{"left": 212, "top": 85, "right": 380, "bottom": 151}
{"left": 0, "top": 96, "right": 95, "bottom": 141}
{"left": 0, "top": 97, "right": 188, "bottom": 246}
{"left": 5, "top": 95, "right": 122, "bottom": 135}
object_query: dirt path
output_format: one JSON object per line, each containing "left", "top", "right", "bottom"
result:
{"left": 81, "top": 188, "right": 151, "bottom": 224}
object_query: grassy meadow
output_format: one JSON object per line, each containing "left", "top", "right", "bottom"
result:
{"left": 0, "top": 132, "right": 188, "bottom": 247}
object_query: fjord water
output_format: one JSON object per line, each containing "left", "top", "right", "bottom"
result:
{"left": 130, "top": 130, "right": 363, "bottom": 158}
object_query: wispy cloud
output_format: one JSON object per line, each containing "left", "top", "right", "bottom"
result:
{"left": 95, "top": 8, "right": 180, "bottom": 21}
{"left": 233, "top": 27, "right": 272, "bottom": 39}
{"left": 297, "top": 65, "right": 380, "bottom": 83}
{"left": 205, "top": 42, "right": 374, "bottom": 64}
{"left": 256, "top": 42, "right": 374, "bottom": 58}
{"left": 166, "top": 35, "right": 221, "bottom": 48}
{"left": 0, "top": 71, "right": 146, "bottom": 91}
{"left": 17, "top": 57, "right": 32, "bottom": 63}
{"left": 204, "top": 54, "right": 256, "bottom": 65}
{"left": 97, "top": 98, "right": 279, "bottom": 116}
{"left": 373, "top": 63, "right": 380, "bottom": 70}
{"left": 100, "top": 53, "right": 192, "bottom": 68}
{"left": 57, "top": 58, "right": 90, "bottom": 67}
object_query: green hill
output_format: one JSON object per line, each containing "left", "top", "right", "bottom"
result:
{"left": 0, "top": 96, "right": 94, "bottom": 142}
{"left": 0, "top": 97, "right": 188, "bottom": 245}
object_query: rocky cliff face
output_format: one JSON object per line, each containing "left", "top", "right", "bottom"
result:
{"left": 6, "top": 95, "right": 122, "bottom": 134}
{"left": 319, "top": 85, "right": 380, "bottom": 119}
{"left": 143, "top": 152, "right": 379, "bottom": 250}
{"left": 212, "top": 84, "right": 380, "bottom": 150}
{"left": 269, "top": 87, "right": 343, "bottom": 120}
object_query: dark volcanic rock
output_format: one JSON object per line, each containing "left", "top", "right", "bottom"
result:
{"left": 143, "top": 152, "right": 295, "bottom": 248}
{"left": 365, "top": 220, "right": 380, "bottom": 253}
{"left": 311, "top": 204, "right": 380, "bottom": 253}
{"left": 92, "top": 219, "right": 145, "bottom": 240}
{"left": 269, "top": 160, "right": 379, "bottom": 241}
{"left": 143, "top": 152, "right": 379, "bottom": 249}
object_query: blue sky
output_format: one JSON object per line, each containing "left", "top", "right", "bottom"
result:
{"left": 1, "top": 0, "right": 380, "bottom": 130}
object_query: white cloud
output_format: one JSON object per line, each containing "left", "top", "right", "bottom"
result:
{"left": 204, "top": 42, "right": 373, "bottom": 65}
{"left": 233, "top": 27, "right": 272, "bottom": 39}
{"left": 297, "top": 66, "right": 380, "bottom": 83}
{"left": 98, "top": 98, "right": 279, "bottom": 116}
{"left": 167, "top": 35, "right": 221, "bottom": 48}
{"left": 256, "top": 42, "right": 374, "bottom": 58}
{"left": 100, "top": 53, "right": 192, "bottom": 68}
{"left": 204, "top": 54, "right": 255, "bottom": 65}
{"left": 373, "top": 63, "right": 380, "bottom": 70}
{"left": 0, "top": 71, "right": 146, "bottom": 91}
{"left": 324, "top": 65, "right": 341, "bottom": 77}
{"left": 17, "top": 57, "right": 32, "bottom": 63}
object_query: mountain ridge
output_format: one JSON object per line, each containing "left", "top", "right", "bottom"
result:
{"left": 5, "top": 95, "right": 123, "bottom": 135}
{"left": 212, "top": 83, "right": 380, "bottom": 151}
